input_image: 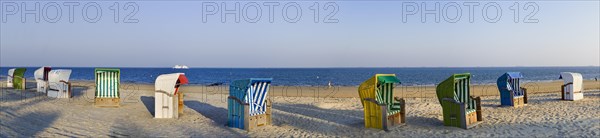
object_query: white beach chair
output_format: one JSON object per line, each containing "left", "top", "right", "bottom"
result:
{"left": 34, "top": 67, "right": 51, "bottom": 93}
{"left": 7, "top": 69, "right": 15, "bottom": 88}
{"left": 559, "top": 72, "right": 583, "bottom": 101}
{"left": 47, "top": 70, "right": 72, "bottom": 98}
{"left": 154, "top": 73, "right": 188, "bottom": 119}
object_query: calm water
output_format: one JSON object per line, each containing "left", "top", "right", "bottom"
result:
{"left": 1, "top": 67, "right": 598, "bottom": 86}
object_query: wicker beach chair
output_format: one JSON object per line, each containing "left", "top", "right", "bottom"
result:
{"left": 436, "top": 73, "right": 482, "bottom": 129}
{"left": 559, "top": 72, "right": 583, "bottom": 101}
{"left": 11, "top": 68, "right": 27, "bottom": 90}
{"left": 227, "top": 78, "right": 273, "bottom": 131}
{"left": 497, "top": 72, "right": 528, "bottom": 107}
{"left": 95, "top": 68, "right": 121, "bottom": 107}
{"left": 47, "top": 70, "right": 72, "bottom": 98}
{"left": 154, "top": 73, "right": 189, "bottom": 119}
{"left": 358, "top": 74, "right": 405, "bottom": 131}
{"left": 34, "top": 67, "right": 51, "bottom": 93}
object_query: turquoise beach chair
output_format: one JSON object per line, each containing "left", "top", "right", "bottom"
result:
{"left": 95, "top": 68, "right": 121, "bottom": 107}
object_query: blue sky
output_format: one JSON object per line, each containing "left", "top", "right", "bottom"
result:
{"left": 1, "top": 1, "right": 599, "bottom": 68}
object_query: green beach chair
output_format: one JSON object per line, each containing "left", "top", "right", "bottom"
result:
{"left": 358, "top": 74, "right": 405, "bottom": 131}
{"left": 9, "top": 68, "right": 27, "bottom": 90}
{"left": 436, "top": 73, "right": 482, "bottom": 129}
{"left": 94, "top": 68, "right": 121, "bottom": 107}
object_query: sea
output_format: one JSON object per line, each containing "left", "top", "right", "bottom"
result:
{"left": 1, "top": 67, "right": 598, "bottom": 86}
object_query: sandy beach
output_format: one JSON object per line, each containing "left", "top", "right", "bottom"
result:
{"left": 1, "top": 80, "right": 599, "bottom": 137}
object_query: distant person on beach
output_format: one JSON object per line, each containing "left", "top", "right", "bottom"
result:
{"left": 596, "top": 77, "right": 598, "bottom": 81}
{"left": 328, "top": 81, "right": 333, "bottom": 89}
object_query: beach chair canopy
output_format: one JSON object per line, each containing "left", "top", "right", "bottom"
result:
{"left": 12, "top": 68, "right": 27, "bottom": 89}
{"left": 34, "top": 67, "right": 52, "bottom": 81}
{"left": 559, "top": 72, "right": 583, "bottom": 92}
{"left": 230, "top": 78, "right": 272, "bottom": 116}
{"left": 359, "top": 74, "right": 401, "bottom": 106}
{"left": 155, "top": 73, "right": 189, "bottom": 95}
{"left": 374, "top": 75, "right": 401, "bottom": 115}
{"left": 7, "top": 68, "right": 15, "bottom": 84}
{"left": 437, "top": 73, "right": 476, "bottom": 113}
{"left": 497, "top": 72, "right": 524, "bottom": 96}
{"left": 48, "top": 70, "right": 72, "bottom": 84}
{"left": 7, "top": 69, "right": 15, "bottom": 77}
{"left": 95, "top": 68, "right": 120, "bottom": 98}
{"left": 47, "top": 70, "right": 72, "bottom": 98}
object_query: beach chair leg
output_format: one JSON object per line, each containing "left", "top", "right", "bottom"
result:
{"left": 244, "top": 104, "right": 252, "bottom": 131}
{"left": 523, "top": 88, "right": 528, "bottom": 104}
{"left": 475, "top": 97, "right": 483, "bottom": 121}
{"left": 178, "top": 93, "right": 184, "bottom": 116}
{"left": 400, "top": 98, "right": 406, "bottom": 124}
{"left": 561, "top": 85, "right": 566, "bottom": 100}
{"left": 459, "top": 104, "right": 467, "bottom": 129}
{"left": 381, "top": 105, "right": 388, "bottom": 131}
{"left": 266, "top": 99, "right": 272, "bottom": 125}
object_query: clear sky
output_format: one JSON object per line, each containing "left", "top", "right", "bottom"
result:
{"left": 1, "top": 0, "right": 599, "bottom": 68}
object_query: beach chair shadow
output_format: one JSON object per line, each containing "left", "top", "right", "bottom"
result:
{"left": 184, "top": 101, "right": 229, "bottom": 125}
{"left": 140, "top": 96, "right": 155, "bottom": 116}
{"left": 70, "top": 85, "right": 91, "bottom": 98}
{"left": 405, "top": 116, "right": 445, "bottom": 128}
{"left": 2, "top": 112, "right": 60, "bottom": 137}
{"left": 273, "top": 103, "right": 364, "bottom": 128}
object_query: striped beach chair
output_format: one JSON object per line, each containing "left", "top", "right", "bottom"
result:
{"left": 95, "top": 68, "right": 121, "bottom": 107}
{"left": 11, "top": 68, "right": 27, "bottom": 90}
{"left": 358, "top": 74, "right": 405, "bottom": 131}
{"left": 436, "top": 73, "right": 482, "bottom": 129}
{"left": 227, "top": 78, "right": 272, "bottom": 131}
{"left": 34, "top": 67, "right": 52, "bottom": 93}
{"left": 154, "top": 73, "right": 189, "bottom": 119}
{"left": 560, "top": 72, "right": 583, "bottom": 101}
{"left": 47, "top": 70, "right": 72, "bottom": 98}
{"left": 497, "top": 72, "right": 528, "bottom": 107}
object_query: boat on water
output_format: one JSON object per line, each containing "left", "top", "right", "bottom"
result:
{"left": 173, "top": 65, "right": 189, "bottom": 69}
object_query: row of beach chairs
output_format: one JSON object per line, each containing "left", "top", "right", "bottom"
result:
{"left": 4, "top": 67, "right": 585, "bottom": 131}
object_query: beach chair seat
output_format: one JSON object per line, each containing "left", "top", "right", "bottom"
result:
{"left": 47, "top": 70, "right": 72, "bottom": 98}
{"left": 497, "top": 72, "right": 528, "bottom": 107}
{"left": 34, "top": 67, "right": 51, "bottom": 93}
{"left": 436, "top": 73, "right": 482, "bottom": 129}
{"left": 94, "top": 68, "right": 121, "bottom": 107}
{"left": 358, "top": 74, "right": 405, "bottom": 131}
{"left": 560, "top": 72, "right": 584, "bottom": 101}
{"left": 154, "top": 73, "right": 189, "bottom": 119}
{"left": 227, "top": 78, "right": 273, "bottom": 131}
{"left": 10, "top": 68, "right": 27, "bottom": 90}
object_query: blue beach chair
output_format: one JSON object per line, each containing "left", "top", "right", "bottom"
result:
{"left": 497, "top": 72, "right": 528, "bottom": 107}
{"left": 227, "top": 78, "right": 273, "bottom": 131}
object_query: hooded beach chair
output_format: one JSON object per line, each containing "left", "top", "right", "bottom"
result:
{"left": 436, "top": 73, "right": 482, "bottom": 129}
{"left": 228, "top": 78, "right": 273, "bottom": 131}
{"left": 10, "top": 68, "right": 27, "bottom": 90}
{"left": 154, "top": 73, "right": 189, "bottom": 119}
{"left": 357, "top": 74, "right": 405, "bottom": 131}
{"left": 47, "top": 70, "right": 72, "bottom": 98}
{"left": 95, "top": 68, "right": 121, "bottom": 107}
{"left": 34, "top": 67, "right": 52, "bottom": 93}
{"left": 559, "top": 72, "right": 583, "bottom": 101}
{"left": 497, "top": 72, "right": 528, "bottom": 107}
{"left": 6, "top": 69, "right": 15, "bottom": 88}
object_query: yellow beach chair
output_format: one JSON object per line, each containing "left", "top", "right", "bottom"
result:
{"left": 358, "top": 74, "right": 405, "bottom": 131}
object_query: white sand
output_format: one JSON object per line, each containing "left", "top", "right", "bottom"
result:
{"left": 1, "top": 85, "right": 599, "bottom": 137}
